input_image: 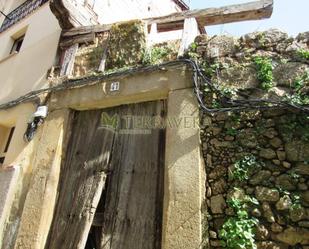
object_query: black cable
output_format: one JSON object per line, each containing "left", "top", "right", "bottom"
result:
{"left": 0, "top": 59, "right": 308, "bottom": 114}
{"left": 0, "top": 10, "right": 11, "bottom": 20}
{"left": 182, "top": 59, "right": 309, "bottom": 114}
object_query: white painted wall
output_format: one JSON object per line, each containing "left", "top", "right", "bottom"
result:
{"left": 0, "top": 3, "right": 61, "bottom": 105}
{"left": 93, "top": 0, "right": 182, "bottom": 24}
{"left": 66, "top": 0, "right": 183, "bottom": 25}
{"left": 0, "top": 0, "right": 184, "bottom": 105}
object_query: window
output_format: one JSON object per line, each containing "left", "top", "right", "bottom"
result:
{"left": 0, "top": 126, "right": 15, "bottom": 167}
{"left": 4, "top": 127, "right": 15, "bottom": 153}
{"left": 10, "top": 35, "right": 24, "bottom": 54}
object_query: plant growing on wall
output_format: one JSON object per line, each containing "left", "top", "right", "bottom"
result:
{"left": 142, "top": 43, "right": 178, "bottom": 65}
{"left": 220, "top": 197, "right": 258, "bottom": 249}
{"left": 278, "top": 113, "right": 309, "bottom": 142}
{"left": 285, "top": 71, "right": 309, "bottom": 106}
{"left": 297, "top": 49, "right": 309, "bottom": 60}
{"left": 231, "top": 155, "right": 260, "bottom": 181}
{"left": 254, "top": 56, "right": 273, "bottom": 90}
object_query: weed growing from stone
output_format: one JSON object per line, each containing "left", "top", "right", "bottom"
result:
{"left": 297, "top": 49, "right": 309, "bottom": 60}
{"left": 290, "top": 194, "right": 302, "bottom": 210}
{"left": 226, "top": 127, "right": 238, "bottom": 136}
{"left": 285, "top": 71, "right": 309, "bottom": 106}
{"left": 231, "top": 155, "right": 260, "bottom": 181}
{"left": 212, "top": 99, "right": 222, "bottom": 108}
{"left": 254, "top": 56, "right": 273, "bottom": 90}
{"left": 142, "top": 44, "right": 177, "bottom": 65}
{"left": 220, "top": 197, "right": 258, "bottom": 249}
{"left": 278, "top": 114, "right": 309, "bottom": 142}
{"left": 187, "top": 42, "right": 199, "bottom": 59}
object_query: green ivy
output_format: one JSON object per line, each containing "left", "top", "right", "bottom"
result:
{"left": 286, "top": 71, "right": 309, "bottom": 106}
{"left": 232, "top": 155, "right": 260, "bottom": 181}
{"left": 226, "top": 127, "right": 238, "bottom": 136}
{"left": 278, "top": 114, "right": 309, "bottom": 142}
{"left": 285, "top": 93, "right": 309, "bottom": 106}
{"left": 220, "top": 86, "right": 237, "bottom": 98}
{"left": 142, "top": 44, "right": 177, "bottom": 65}
{"left": 220, "top": 197, "right": 258, "bottom": 249}
{"left": 297, "top": 49, "right": 309, "bottom": 60}
{"left": 290, "top": 194, "right": 302, "bottom": 210}
{"left": 187, "top": 42, "right": 199, "bottom": 59}
{"left": 212, "top": 99, "right": 222, "bottom": 108}
{"left": 254, "top": 56, "right": 274, "bottom": 90}
{"left": 293, "top": 71, "right": 309, "bottom": 91}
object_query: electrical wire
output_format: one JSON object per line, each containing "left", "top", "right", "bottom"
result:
{"left": 0, "top": 59, "right": 308, "bottom": 114}
{"left": 0, "top": 10, "right": 11, "bottom": 20}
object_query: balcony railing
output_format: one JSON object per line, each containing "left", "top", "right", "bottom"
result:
{"left": 0, "top": 0, "right": 49, "bottom": 33}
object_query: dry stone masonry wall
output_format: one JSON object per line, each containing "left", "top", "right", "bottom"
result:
{"left": 194, "top": 29, "right": 309, "bottom": 249}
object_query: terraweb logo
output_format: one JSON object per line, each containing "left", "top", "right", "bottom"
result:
{"left": 100, "top": 112, "right": 200, "bottom": 134}
{"left": 100, "top": 112, "right": 120, "bottom": 131}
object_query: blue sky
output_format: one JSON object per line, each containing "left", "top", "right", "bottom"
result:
{"left": 189, "top": 0, "right": 309, "bottom": 37}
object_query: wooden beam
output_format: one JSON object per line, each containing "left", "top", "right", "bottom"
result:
{"left": 50, "top": 0, "right": 99, "bottom": 29}
{"left": 146, "top": 0, "right": 273, "bottom": 27}
{"left": 60, "top": 44, "right": 78, "bottom": 76}
{"left": 62, "top": 24, "right": 112, "bottom": 37}
{"left": 60, "top": 32, "right": 96, "bottom": 48}
{"left": 61, "top": 0, "right": 273, "bottom": 38}
{"left": 178, "top": 18, "right": 199, "bottom": 56}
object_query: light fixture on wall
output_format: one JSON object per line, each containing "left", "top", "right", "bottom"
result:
{"left": 24, "top": 106, "right": 48, "bottom": 142}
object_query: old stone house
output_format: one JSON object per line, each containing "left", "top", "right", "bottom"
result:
{"left": 1, "top": 0, "right": 309, "bottom": 249}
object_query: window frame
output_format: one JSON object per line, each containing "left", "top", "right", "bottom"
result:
{"left": 10, "top": 34, "right": 25, "bottom": 54}
{"left": 0, "top": 126, "right": 15, "bottom": 167}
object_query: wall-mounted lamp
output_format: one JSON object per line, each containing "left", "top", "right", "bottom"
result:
{"left": 24, "top": 106, "right": 48, "bottom": 142}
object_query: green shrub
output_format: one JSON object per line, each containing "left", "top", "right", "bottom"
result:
{"left": 254, "top": 56, "right": 273, "bottom": 90}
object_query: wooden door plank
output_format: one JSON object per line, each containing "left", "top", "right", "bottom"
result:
{"left": 45, "top": 110, "right": 116, "bottom": 249}
{"left": 100, "top": 101, "right": 166, "bottom": 249}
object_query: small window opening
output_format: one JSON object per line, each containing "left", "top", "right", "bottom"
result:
{"left": 4, "top": 127, "right": 15, "bottom": 153}
{"left": 0, "top": 126, "right": 15, "bottom": 167}
{"left": 10, "top": 35, "right": 24, "bottom": 54}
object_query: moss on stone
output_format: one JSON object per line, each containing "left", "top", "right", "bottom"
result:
{"left": 106, "top": 20, "right": 146, "bottom": 70}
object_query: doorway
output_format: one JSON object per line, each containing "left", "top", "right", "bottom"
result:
{"left": 45, "top": 100, "right": 166, "bottom": 249}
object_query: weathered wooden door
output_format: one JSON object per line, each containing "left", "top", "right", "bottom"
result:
{"left": 45, "top": 101, "right": 166, "bottom": 249}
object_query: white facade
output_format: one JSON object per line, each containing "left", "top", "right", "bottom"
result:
{"left": 0, "top": 0, "right": 186, "bottom": 105}
{"left": 94, "top": 0, "right": 182, "bottom": 24}
{"left": 0, "top": 1, "right": 61, "bottom": 105}
{"left": 69, "top": 0, "right": 183, "bottom": 25}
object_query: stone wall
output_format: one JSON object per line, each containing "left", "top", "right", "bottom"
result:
{"left": 194, "top": 30, "right": 309, "bottom": 249}
{"left": 57, "top": 25, "right": 309, "bottom": 248}
{"left": 70, "top": 21, "right": 180, "bottom": 77}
